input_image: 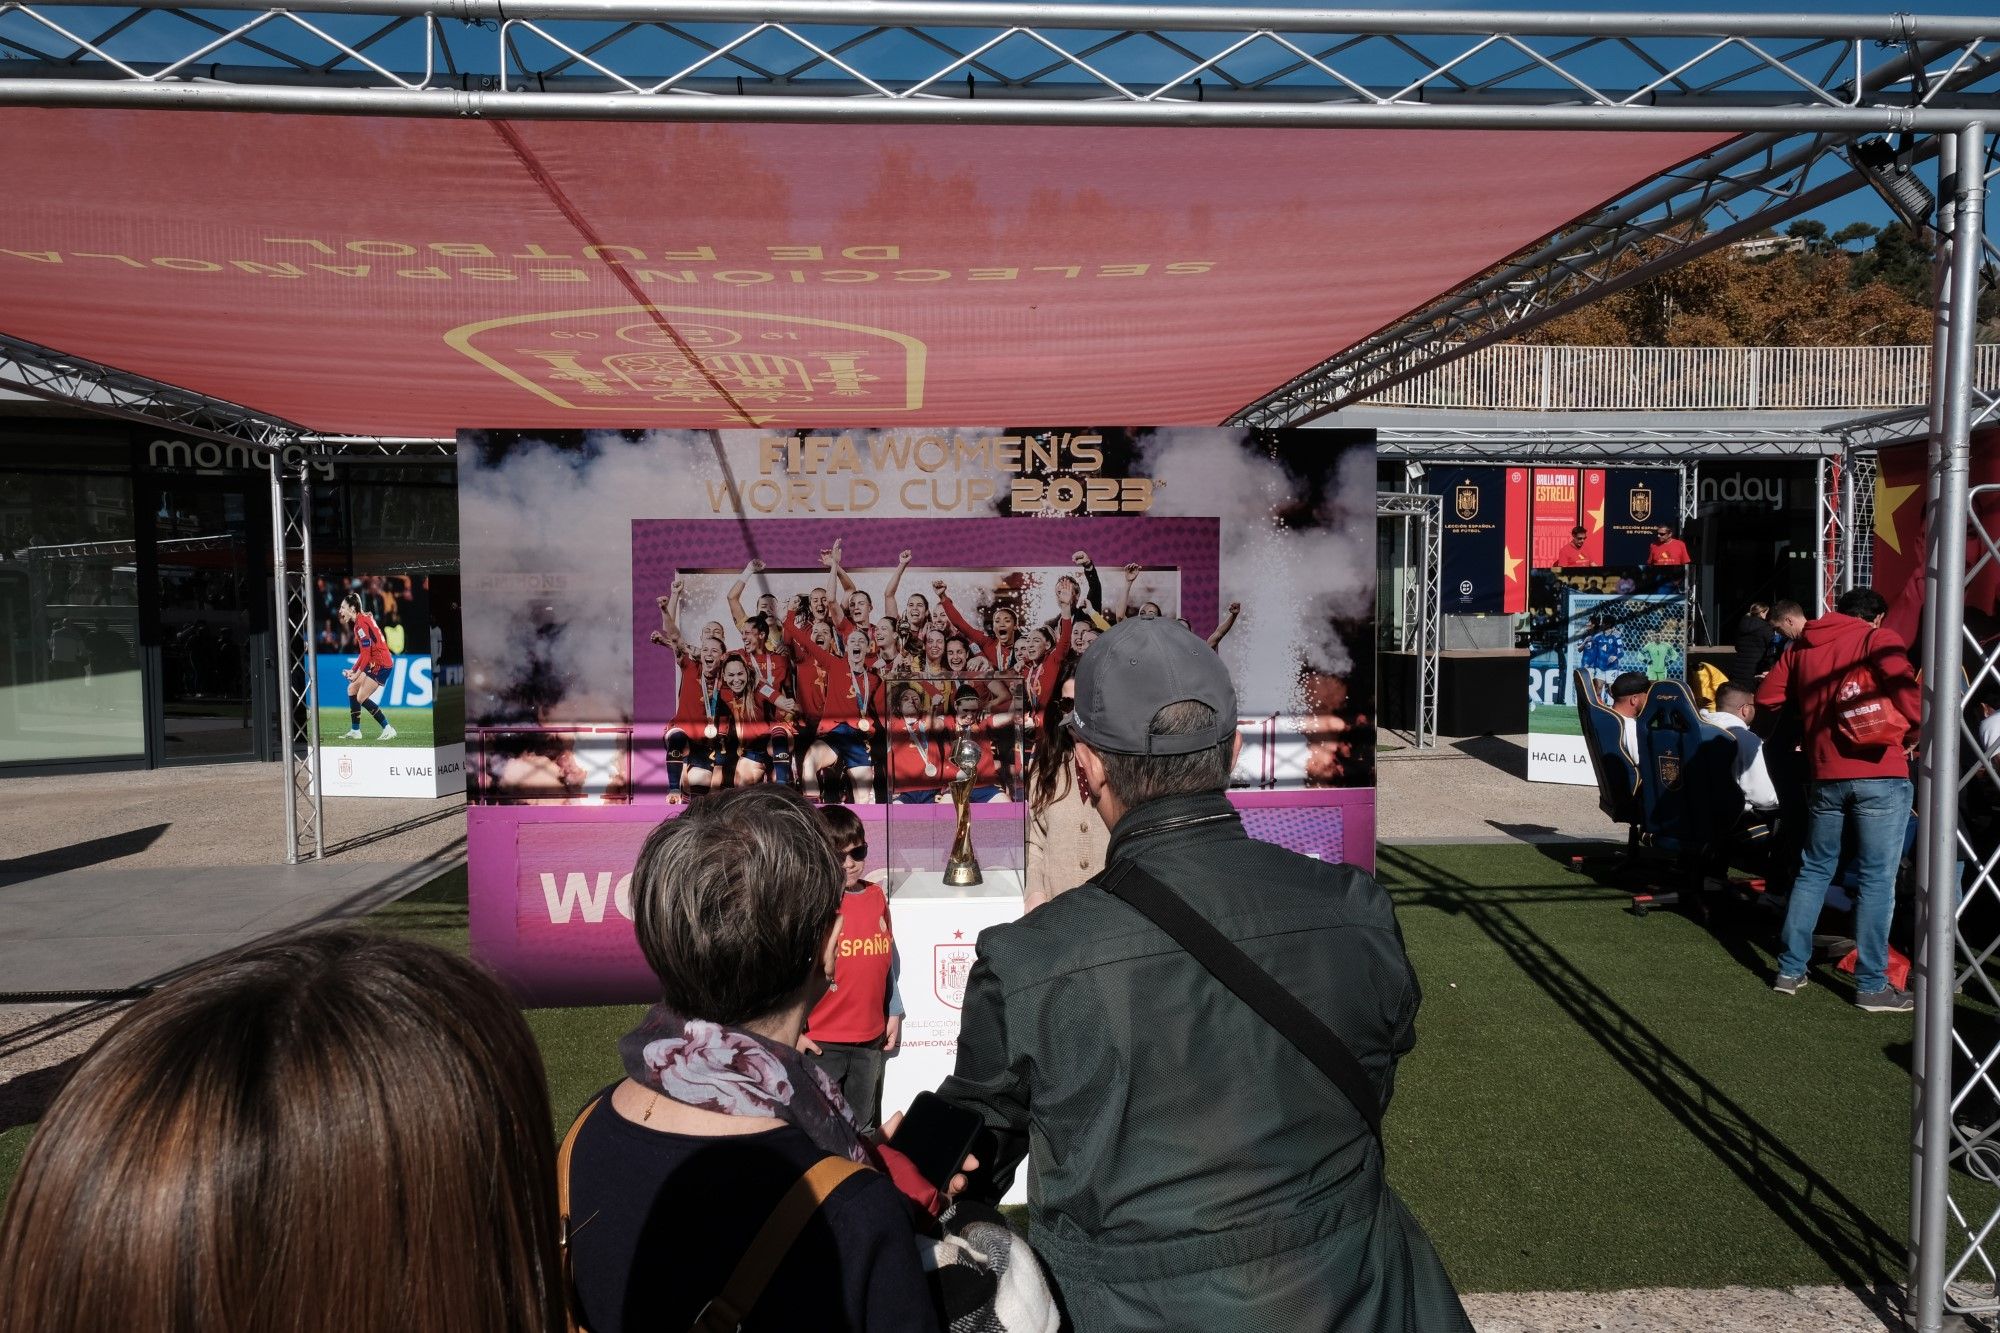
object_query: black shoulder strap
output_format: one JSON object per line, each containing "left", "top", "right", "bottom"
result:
{"left": 1097, "top": 858, "right": 1384, "bottom": 1143}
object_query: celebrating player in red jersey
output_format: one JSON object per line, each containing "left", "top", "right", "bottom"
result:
{"left": 884, "top": 684, "right": 946, "bottom": 803}
{"left": 651, "top": 583, "right": 726, "bottom": 799}
{"left": 336, "top": 591, "right": 397, "bottom": 741}
{"left": 936, "top": 581, "right": 1025, "bottom": 673}
{"left": 786, "top": 620, "right": 884, "bottom": 802}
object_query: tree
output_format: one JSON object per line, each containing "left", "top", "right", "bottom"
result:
{"left": 1520, "top": 222, "right": 1936, "bottom": 347}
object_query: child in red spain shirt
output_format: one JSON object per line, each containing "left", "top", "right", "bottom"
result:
{"left": 797, "top": 804, "right": 903, "bottom": 1133}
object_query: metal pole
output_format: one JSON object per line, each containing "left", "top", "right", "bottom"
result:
{"left": 298, "top": 459, "right": 325, "bottom": 861}
{"left": 1909, "top": 125, "right": 1955, "bottom": 1298}
{"left": 1416, "top": 505, "right": 1432, "bottom": 748}
{"left": 269, "top": 450, "right": 299, "bottom": 866}
{"left": 1840, "top": 446, "right": 1858, "bottom": 598}
{"left": 33, "top": 1, "right": 2000, "bottom": 39}
{"left": 1914, "top": 119, "right": 1985, "bottom": 1333}
{"left": 0, "top": 78, "right": 1991, "bottom": 131}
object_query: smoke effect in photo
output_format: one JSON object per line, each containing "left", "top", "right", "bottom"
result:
{"left": 458, "top": 427, "right": 1374, "bottom": 790}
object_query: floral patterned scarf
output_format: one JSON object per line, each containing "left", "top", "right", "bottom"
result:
{"left": 618, "top": 1004, "right": 877, "bottom": 1166}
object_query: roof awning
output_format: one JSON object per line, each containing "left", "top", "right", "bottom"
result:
{"left": 0, "top": 109, "right": 1728, "bottom": 435}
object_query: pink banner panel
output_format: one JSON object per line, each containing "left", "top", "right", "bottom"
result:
{"left": 0, "top": 111, "right": 1727, "bottom": 434}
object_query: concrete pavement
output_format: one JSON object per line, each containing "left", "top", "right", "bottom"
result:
{"left": 1378, "top": 733, "right": 1617, "bottom": 845}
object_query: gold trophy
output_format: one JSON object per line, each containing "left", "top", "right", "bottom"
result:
{"left": 942, "top": 722, "right": 984, "bottom": 887}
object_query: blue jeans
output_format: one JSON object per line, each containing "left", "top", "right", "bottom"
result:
{"left": 1778, "top": 777, "right": 1912, "bottom": 992}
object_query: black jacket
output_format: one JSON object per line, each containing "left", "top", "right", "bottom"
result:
{"left": 937, "top": 792, "right": 1469, "bottom": 1332}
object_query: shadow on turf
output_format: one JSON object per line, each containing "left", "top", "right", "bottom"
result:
{"left": 1381, "top": 844, "right": 1907, "bottom": 1309}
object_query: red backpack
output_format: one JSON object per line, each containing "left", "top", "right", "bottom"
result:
{"left": 1833, "top": 629, "right": 1912, "bottom": 748}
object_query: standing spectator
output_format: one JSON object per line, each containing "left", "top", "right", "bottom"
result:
{"left": 1647, "top": 523, "right": 1693, "bottom": 567}
{"left": 1024, "top": 670, "right": 1107, "bottom": 912}
{"left": 800, "top": 804, "right": 902, "bottom": 1134}
{"left": 1727, "top": 601, "right": 1776, "bottom": 684}
{"left": 1769, "top": 599, "right": 1808, "bottom": 652}
{"left": 0, "top": 929, "right": 564, "bottom": 1333}
{"left": 568, "top": 786, "right": 939, "bottom": 1333}
{"left": 937, "top": 617, "right": 1468, "bottom": 1332}
{"left": 1551, "top": 524, "right": 1593, "bottom": 568}
{"left": 1756, "top": 586, "right": 1921, "bottom": 1009}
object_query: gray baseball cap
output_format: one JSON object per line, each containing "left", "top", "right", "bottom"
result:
{"left": 1066, "top": 615, "right": 1238, "bottom": 755}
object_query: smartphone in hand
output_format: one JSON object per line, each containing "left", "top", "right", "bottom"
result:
{"left": 888, "top": 1092, "right": 984, "bottom": 1192}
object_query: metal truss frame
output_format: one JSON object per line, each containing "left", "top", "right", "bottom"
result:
{"left": 1374, "top": 427, "right": 1843, "bottom": 461}
{"left": 1828, "top": 123, "right": 1999, "bottom": 1330}
{"left": 1375, "top": 490, "right": 1439, "bottom": 749}
{"left": 1845, "top": 447, "right": 1879, "bottom": 592}
{"left": 270, "top": 452, "right": 325, "bottom": 863}
{"left": 1, "top": 3, "right": 1998, "bottom": 125}
{"left": 1, "top": 13, "right": 1999, "bottom": 1324}
{"left": 0, "top": 331, "right": 305, "bottom": 449}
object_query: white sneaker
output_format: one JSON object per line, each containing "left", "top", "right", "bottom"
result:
{"left": 341, "top": 728, "right": 363, "bottom": 739}
{"left": 378, "top": 724, "right": 398, "bottom": 740}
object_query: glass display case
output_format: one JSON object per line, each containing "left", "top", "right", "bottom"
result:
{"left": 880, "top": 671, "right": 1028, "bottom": 900}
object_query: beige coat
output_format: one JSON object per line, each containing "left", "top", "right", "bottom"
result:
{"left": 1024, "top": 777, "right": 1111, "bottom": 907}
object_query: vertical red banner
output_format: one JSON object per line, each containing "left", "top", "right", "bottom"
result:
{"left": 1530, "top": 467, "right": 1581, "bottom": 568}
{"left": 1503, "top": 466, "right": 1530, "bottom": 613}
{"left": 1581, "top": 467, "right": 1606, "bottom": 562}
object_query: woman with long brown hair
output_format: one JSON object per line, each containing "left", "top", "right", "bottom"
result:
{"left": 1023, "top": 666, "right": 1108, "bottom": 912}
{"left": 0, "top": 928, "right": 564, "bottom": 1333}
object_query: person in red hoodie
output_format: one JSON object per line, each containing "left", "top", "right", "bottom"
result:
{"left": 1755, "top": 585, "right": 1921, "bottom": 1010}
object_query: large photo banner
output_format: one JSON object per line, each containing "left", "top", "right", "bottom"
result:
{"left": 1526, "top": 567, "right": 1688, "bottom": 785}
{"left": 460, "top": 427, "right": 1377, "bottom": 1009}
{"left": 314, "top": 570, "right": 465, "bottom": 798}
{"left": 1427, "top": 464, "right": 1528, "bottom": 616}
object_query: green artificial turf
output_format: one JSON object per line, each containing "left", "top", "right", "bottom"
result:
{"left": 316, "top": 705, "right": 439, "bottom": 749}
{"left": 0, "top": 842, "right": 1939, "bottom": 1296}
{"left": 1377, "top": 842, "right": 1913, "bottom": 1293}
{"left": 1528, "top": 706, "right": 1584, "bottom": 736}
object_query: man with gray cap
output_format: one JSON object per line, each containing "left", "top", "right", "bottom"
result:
{"left": 935, "top": 617, "right": 1467, "bottom": 1332}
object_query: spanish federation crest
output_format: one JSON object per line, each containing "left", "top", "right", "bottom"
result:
{"left": 1628, "top": 483, "right": 1654, "bottom": 523}
{"left": 1656, "top": 750, "right": 1681, "bottom": 789}
{"left": 445, "top": 304, "right": 926, "bottom": 422}
{"left": 1455, "top": 481, "right": 1481, "bottom": 520}
{"left": 935, "top": 943, "right": 976, "bottom": 1009}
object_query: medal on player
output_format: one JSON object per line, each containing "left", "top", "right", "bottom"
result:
{"left": 907, "top": 721, "right": 937, "bottom": 778}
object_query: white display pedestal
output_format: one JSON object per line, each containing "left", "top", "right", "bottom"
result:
{"left": 881, "top": 867, "right": 1028, "bottom": 1205}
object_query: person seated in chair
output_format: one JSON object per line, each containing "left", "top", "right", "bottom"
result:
{"left": 1700, "top": 682, "right": 1785, "bottom": 815}
{"left": 1608, "top": 671, "right": 1651, "bottom": 759}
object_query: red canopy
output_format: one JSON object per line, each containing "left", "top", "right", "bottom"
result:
{"left": 0, "top": 110, "right": 1727, "bottom": 434}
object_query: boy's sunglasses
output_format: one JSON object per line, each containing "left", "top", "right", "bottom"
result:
{"left": 843, "top": 843, "right": 869, "bottom": 862}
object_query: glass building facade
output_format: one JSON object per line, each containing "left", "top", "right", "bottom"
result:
{"left": 0, "top": 418, "right": 455, "bottom": 772}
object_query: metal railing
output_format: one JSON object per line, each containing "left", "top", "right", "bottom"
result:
{"left": 1364, "top": 342, "right": 2000, "bottom": 413}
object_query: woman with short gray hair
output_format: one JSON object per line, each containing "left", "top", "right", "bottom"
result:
{"left": 561, "top": 786, "right": 940, "bottom": 1333}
